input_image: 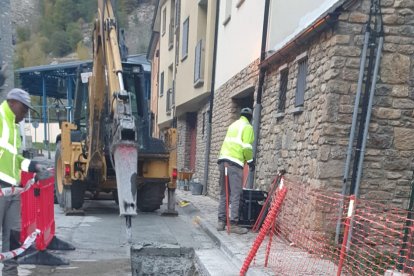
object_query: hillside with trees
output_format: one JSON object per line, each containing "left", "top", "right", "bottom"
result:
{"left": 14, "top": 0, "right": 155, "bottom": 68}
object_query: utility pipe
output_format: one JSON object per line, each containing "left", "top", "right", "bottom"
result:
{"left": 202, "top": 0, "right": 220, "bottom": 195}
{"left": 335, "top": 28, "right": 370, "bottom": 244}
{"left": 247, "top": 0, "right": 270, "bottom": 189}
{"left": 346, "top": 35, "right": 383, "bottom": 251}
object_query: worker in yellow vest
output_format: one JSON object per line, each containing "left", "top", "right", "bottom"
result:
{"left": 217, "top": 107, "right": 255, "bottom": 234}
{"left": 0, "top": 88, "right": 47, "bottom": 276}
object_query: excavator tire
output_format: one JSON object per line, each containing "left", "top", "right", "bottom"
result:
{"left": 54, "top": 142, "right": 85, "bottom": 210}
{"left": 136, "top": 182, "right": 166, "bottom": 212}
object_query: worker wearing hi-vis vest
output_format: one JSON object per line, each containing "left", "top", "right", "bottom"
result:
{"left": 0, "top": 88, "right": 48, "bottom": 276}
{"left": 217, "top": 107, "right": 255, "bottom": 235}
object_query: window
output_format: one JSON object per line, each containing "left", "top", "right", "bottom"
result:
{"left": 202, "top": 112, "right": 206, "bottom": 137}
{"left": 182, "top": 17, "right": 189, "bottom": 60}
{"left": 194, "top": 39, "right": 204, "bottom": 86}
{"left": 175, "top": 0, "right": 180, "bottom": 29}
{"left": 169, "top": 0, "right": 175, "bottom": 49}
{"left": 162, "top": 8, "right": 166, "bottom": 36}
{"left": 166, "top": 88, "right": 172, "bottom": 113}
{"left": 160, "top": 72, "right": 164, "bottom": 97}
{"left": 223, "top": 0, "right": 232, "bottom": 25}
{"left": 295, "top": 57, "right": 308, "bottom": 107}
{"left": 278, "top": 69, "right": 289, "bottom": 113}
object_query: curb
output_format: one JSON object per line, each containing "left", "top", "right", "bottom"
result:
{"left": 176, "top": 194, "right": 270, "bottom": 276}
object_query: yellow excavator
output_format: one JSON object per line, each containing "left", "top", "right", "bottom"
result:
{"left": 54, "top": 0, "right": 177, "bottom": 237}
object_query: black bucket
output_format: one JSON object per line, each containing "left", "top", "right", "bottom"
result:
{"left": 190, "top": 182, "right": 203, "bottom": 195}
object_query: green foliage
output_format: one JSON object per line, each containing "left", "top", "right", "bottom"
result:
{"left": 16, "top": 26, "right": 31, "bottom": 42}
{"left": 50, "top": 31, "right": 71, "bottom": 56}
{"left": 15, "top": 0, "right": 139, "bottom": 66}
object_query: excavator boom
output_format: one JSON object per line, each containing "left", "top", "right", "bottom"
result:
{"left": 89, "top": 0, "right": 138, "bottom": 218}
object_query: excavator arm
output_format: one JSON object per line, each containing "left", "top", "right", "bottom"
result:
{"left": 88, "top": 0, "right": 138, "bottom": 222}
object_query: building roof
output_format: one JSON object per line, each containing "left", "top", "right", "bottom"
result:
{"left": 15, "top": 60, "right": 91, "bottom": 99}
{"left": 15, "top": 54, "right": 150, "bottom": 99}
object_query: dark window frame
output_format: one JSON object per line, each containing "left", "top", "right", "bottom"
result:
{"left": 295, "top": 55, "right": 308, "bottom": 107}
{"left": 181, "top": 17, "right": 189, "bottom": 61}
{"left": 160, "top": 71, "right": 164, "bottom": 97}
{"left": 278, "top": 68, "right": 289, "bottom": 113}
{"left": 162, "top": 8, "right": 167, "bottom": 36}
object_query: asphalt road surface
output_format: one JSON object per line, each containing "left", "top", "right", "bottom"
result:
{"left": 1, "top": 196, "right": 214, "bottom": 276}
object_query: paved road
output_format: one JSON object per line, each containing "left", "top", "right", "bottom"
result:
{"left": 1, "top": 197, "right": 215, "bottom": 276}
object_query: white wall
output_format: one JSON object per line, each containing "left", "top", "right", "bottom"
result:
{"left": 268, "top": 0, "right": 341, "bottom": 52}
{"left": 215, "top": 0, "right": 265, "bottom": 88}
{"left": 22, "top": 122, "right": 60, "bottom": 147}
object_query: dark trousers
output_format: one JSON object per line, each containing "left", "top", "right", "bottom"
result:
{"left": 217, "top": 162, "right": 243, "bottom": 223}
{"left": 0, "top": 193, "right": 21, "bottom": 276}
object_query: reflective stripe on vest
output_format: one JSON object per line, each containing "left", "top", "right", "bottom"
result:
{"left": 0, "top": 171, "right": 17, "bottom": 185}
{"left": 0, "top": 108, "right": 18, "bottom": 155}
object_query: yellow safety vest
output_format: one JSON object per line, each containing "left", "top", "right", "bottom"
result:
{"left": 218, "top": 116, "right": 254, "bottom": 167}
{"left": 0, "top": 101, "right": 31, "bottom": 186}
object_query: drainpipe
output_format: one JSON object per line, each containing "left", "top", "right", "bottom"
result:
{"left": 346, "top": 35, "right": 383, "bottom": 250}
{"left": 335, "top": 26, "right": 370, "bottom": 244}
{"left": 247, "top": 0, "right": 270, "bottom": 189}
{"left": 202, "top": 0, "right": 220, "bottom": 195}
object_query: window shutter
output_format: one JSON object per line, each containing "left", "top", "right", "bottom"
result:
{"left": 278, "top": 69, "right": 289, "bottom": 112}
{"left": 160, "top": 72, "right": 164, "bottom": 97}
{"left": 182, "top": 18, "right": 189, "bottom": 58}
{"left": 295, "top": 58, "right": 308, "bottom": 107}
{"left": 194, "top": 40, "right": 202, "bottom": 83}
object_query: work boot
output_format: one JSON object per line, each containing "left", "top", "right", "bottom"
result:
{"left": 229, "top": 224, "right": 248, "bottom": 235}
{"left": 217, "top": 220, "right": 225, "bottom": 231}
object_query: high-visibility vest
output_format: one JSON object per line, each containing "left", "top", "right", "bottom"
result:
{"left": 0, "top": 101, "right": 31, "bottom": 186}
{"left": 218, "top": 116, "right": 254, "bottom": 167}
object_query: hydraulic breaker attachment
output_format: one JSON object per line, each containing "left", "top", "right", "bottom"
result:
{"left": 112, "top": 142, "right": 138, "bottom": 217}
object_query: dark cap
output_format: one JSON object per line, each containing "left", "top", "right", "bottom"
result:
{"left": 7, "top": 88, "right": 33, "bottom": 110}
{"left": 240, "top": 107, "right": 253, "bottom": 116}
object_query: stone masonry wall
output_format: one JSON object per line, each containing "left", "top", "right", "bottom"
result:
{"left": 0, "top": 0, "right": 14, "bottom": 98}
{"left": 257, "top": 0, "right": 414, "bottom": 232}
{"left": 177, "top": 115, "right": 189, "bottom": 171}
{"left": 192, "top": 102, "right": 210, "bottom": 182}
{"left": 207, "top": 60, "right": 259, "bottom": 199}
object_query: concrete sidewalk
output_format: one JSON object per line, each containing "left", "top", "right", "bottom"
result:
{"left": 176, "top": 189, "right": 274, "bottom": 276}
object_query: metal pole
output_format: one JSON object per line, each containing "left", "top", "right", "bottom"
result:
{"left": 202, "top": 0, "right": 220, "bottom": 195}
{"left": 247, "top": 0, "right": 270, "bottom": 189}
{"left": 335, "top": 30, "right": 370, "bottom": 244}
{"left": 346, "top": 36, "right": 383, "bottom": 250}
{"left": 42, "top": 75, "right": 48, "bottom": 157}
{"left": 67, "top": 76, "right": 73, "bottom": 122}
{"left": 247, "top": 104, "right": 261, "bottom": 189}
{"left": 47, "top": 104, "right": 51, "bottom": 159}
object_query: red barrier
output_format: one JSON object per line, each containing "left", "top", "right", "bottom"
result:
{"left": 20, "top": 170, "right": 55, "bottom": 250}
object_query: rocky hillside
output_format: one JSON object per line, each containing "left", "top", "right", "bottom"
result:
{"left": 124, "top": 0, "right": 156, "bottom": 55}
{"left": 11, "top": 0, "right": 40, "bottom": 29}
{"left": 11, "top": 0, "right": 156, "bottom": 64}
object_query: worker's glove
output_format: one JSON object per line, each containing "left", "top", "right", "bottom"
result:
{"left": 34, "top": 164, "right": 51, "bottom": 181}
{"left": 247, "top": 159, "right": 255, "bottom": 171}
{"left": 28, "top": 161, "right": 50, "bottom": 181}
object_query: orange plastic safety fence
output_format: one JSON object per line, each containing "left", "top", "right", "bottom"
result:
{"left": 247, "top": 177, "right": 414, "bottom": 276}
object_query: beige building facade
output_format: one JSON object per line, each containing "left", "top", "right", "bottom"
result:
{"left": 148, "top": 0, "right": 217, "bottom": 176}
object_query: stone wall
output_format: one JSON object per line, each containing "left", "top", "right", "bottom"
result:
{"left": 177, "top": 115, "right": 189, "bottom": 171}
{"left": 0, "top": 0, "right": 14, "bottom": 98}
{"left": 192, "top": 102, "right": 210, "bottom": 182}
{"left": 257, "top": 0, "right": 414, "bottom": 210}
{"left": 207, "top": 60, "right": 259, "bottom": 199}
